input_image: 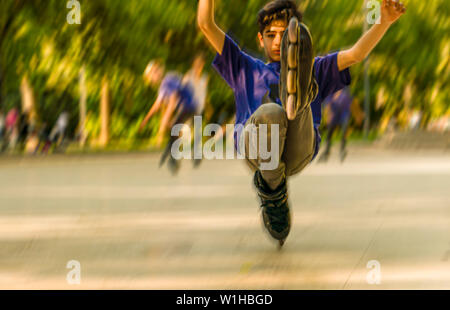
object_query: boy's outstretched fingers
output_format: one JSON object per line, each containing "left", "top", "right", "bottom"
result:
{"left": 394, "top": 0, "right": 400, "bottom": 9}
{"left": 395, "top": 0, "right": 406, "bottom": 13}
{"left": 381, "top": 0, "right": 406, "bottom": 24}
{"left": 392, "top": 0, "right": 406, "bottom": 13}
{"left": 383, "top": 0, "right": 406, "bottom": 12}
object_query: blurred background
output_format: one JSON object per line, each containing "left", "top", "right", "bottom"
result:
{"left": 0, "top": 0, "right": 449, "bottom": 290}
{"left": 0, "top": 0, "right": 448, "bottom": 155}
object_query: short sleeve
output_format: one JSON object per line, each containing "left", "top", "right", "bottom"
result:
{"left": 314, "top": 52, "right": 351, "bottom": 100}
{"left": 212, "top": 34, "right": 250, "bottom": 89}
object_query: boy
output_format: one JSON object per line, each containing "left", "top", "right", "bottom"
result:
{"left": 197, "top": 0, "right": 405, "bottom": 245}
{"left": 140, "top": 55, "right": 207, "bottom": 174}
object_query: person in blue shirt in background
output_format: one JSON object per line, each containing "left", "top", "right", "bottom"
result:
{"left": 140, "top": 56, "right": 207, "bottom": 174}
{"left": 197, "top": 0, "right": 406, "bottom": 245}
{"left": 319, "top": 87, "right": 353, "bottom": 163}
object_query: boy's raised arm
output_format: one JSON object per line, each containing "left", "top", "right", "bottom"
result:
{"left": 337, "top": 0, "right": 406, "bottom": 71}
{"left": 197, "top": 0, "right": 226, "bottom": 55}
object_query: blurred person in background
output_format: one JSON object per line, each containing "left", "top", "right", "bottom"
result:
{"left": 0, "top": 109, "right": 5, "bottom": 151}
{"left": 49, "top": 111, "right": 69, "bottom": 152}
{"left": 4, "top": 107, "right": 19, "bottom": 150}
{"left": 34, "top": 122, "right": 52, "bottom": 155}
{"left": 140, "top": 56, "right": 208, "bottom": 174}
{"left": 319, "top": 87, "right": 353, "bottom": 163}
{"left": 198, "top": 0, "right": 406, "bottom": 245}
{"left": 140, "top": 59, "right": 181, "bottom": 147}
{"left": 17, "top": 112, "right": 30, "bottom": 151}
{"left": 24, "top": 126, "right": 39, "bottom": 155}
{"left": 408, "top": 109, "right": 422, "bottom": 131}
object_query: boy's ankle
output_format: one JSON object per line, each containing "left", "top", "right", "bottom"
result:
{"left": 255, "top": 170, "right": 286, "bottom": 193}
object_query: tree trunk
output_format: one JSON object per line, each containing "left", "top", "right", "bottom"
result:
{"left": 99, "top": 75, "right": 110, "bottom": 147}
{"left": 78, "top": 66, "right": 87, "bottom": 147}
{"left": 20, "top": 74, "right": 36, "bottom": 125}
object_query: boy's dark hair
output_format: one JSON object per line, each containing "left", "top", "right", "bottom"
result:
{"left": 257, "top": 0, "right": 303, "bottom": 34}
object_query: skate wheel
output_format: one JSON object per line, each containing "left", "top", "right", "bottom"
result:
{"left": 288, "top": 18, "right": 298, "bottom": 44}
{"left": 286, "top": 94, "right": 296, "bottom": 121}
{"left": 287, "top": 44, "right": 297, "bottom": 69}
{"left": 287, "top": 70, "right": 297, "bottom": 94}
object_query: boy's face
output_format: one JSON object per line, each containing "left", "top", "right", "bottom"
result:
{"left": 258, "top": 19, "right": 287, "bottom": 63}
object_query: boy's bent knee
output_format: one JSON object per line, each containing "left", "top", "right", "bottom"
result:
{"left": 251, "top": 103, "right": 287, "bottom": 128}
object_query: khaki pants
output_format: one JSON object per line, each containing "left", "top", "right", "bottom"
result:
{"left": 241, "top": 103, "right": 315, "bottom": 190}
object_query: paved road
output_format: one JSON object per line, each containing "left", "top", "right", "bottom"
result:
{"left": 0, "top": 147, "right": 449, "bottom": 289}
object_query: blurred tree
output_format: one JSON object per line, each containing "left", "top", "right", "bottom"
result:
{"left": 0, "top": 0, "right": 447, "bottom": 148}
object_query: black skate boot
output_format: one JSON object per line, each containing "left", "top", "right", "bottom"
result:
{"left": 280, "top": 17, "right": 318, "bottom": 121}
{"left": 253, "top": 170, "right": 291, "bottom": 246}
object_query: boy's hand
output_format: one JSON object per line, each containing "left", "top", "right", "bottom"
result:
{"left": 380, "top": 0, "right": 406, "bottom": 26}
{"left": 337, "top": 0, "right": 406, "bottom": 70}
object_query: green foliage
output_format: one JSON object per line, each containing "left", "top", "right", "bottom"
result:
{"left": 0, "top": 0, "right": 448, "bottom": 145}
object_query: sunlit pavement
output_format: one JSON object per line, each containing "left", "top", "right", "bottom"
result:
{"left": 0, "top": 146, "right": 449, "bottom": 289}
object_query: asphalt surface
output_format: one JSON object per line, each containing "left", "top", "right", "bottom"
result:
{"left": 0, "top": 146, "right": 449, "bottom": 289}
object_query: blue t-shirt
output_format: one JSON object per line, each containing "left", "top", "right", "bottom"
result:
{"left": 212, "top": 34, "right": 351, "bottom": 159}
{"left": 324, "top": 87, "right": 353, "bottom": 124}
{"left": 159, "top": 72, "right": 196, "bottom": 112}
{"left": 325, "top": 87, "right": 352, "bottom": 113}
